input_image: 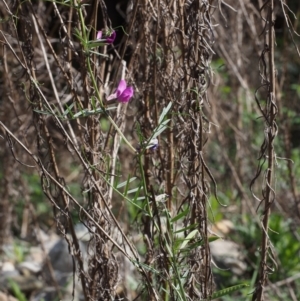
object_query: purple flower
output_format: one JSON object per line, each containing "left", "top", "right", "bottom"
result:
{"left": 137, "top": 137, "right": 159, "bottom": 152}
{"left": 105, "top": 31, "right": 116, "bottom": 44}
{"left": 96, "top": 30, "right": 116, "bottom": 44}
{"left": 147, "top": 138, "right": 158, "bottom": 150}
{"left": 107, "top": 80, "right": 134, "bottom": 103}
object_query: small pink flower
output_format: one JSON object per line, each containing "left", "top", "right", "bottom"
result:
{"left": 96, "top": 31, "right": 102, "bottom": 40}
{"left": 107, "top": 80, "right": 134, "bottom": 103}
{"left": 96, "top": 30, "right": 116, "bottom": 44}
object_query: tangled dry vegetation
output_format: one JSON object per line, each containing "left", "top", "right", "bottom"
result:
{"left": 0, "top": 0, "right": 300, "bottom": 300}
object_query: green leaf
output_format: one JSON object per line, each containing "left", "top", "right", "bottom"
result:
{"left": 132, "top": 185, "right": 144, "bottom": 203}
{"left": 72, "top": 107, "right": 116, "bottom": 119}
{"left": 33, "top": 109, "right": 53, "bottom": 116}
{"left": 208, "top": 236, "right": 220, "bottom": 243}
{"left": 87, "top": 41, "right": 106, "bottom": 49}
{"left": 62, "top": 102, "right": 75, "bottom": 116}
{"left": 91, "top": 96, "right": 97, "bottom": 109}
{"left": 89, "top": 50, "right": 109, "bottom": 57}
{"left": 203, "top": 283, "right": 249, "bottom": 300}
{"left": 179, "top": 229, "right": 198, "bottom": 250}
{"left": 131, "top": 260, "right": 160, "bottom": 274}
{"left": 116, "top": 177, "right": 137, "bottom": 188}
{"left": 174, "top": 223, "right": 198, "bottom": 234}
{"left": 126, "top": 187, "right": 140, "bottom": 195}
{"left": 7, "top": 279, "right": 27, "bottom": 301}
{"left": 164, "top": 239, "right": 174, "bottom": 257}
{"left": 73, "top": 27, "right": 86, "bottom": 44}
{"left": 159, "top": 102, "right": 172, "bottom": 124}
{"left": 180, "top": 236, "right": 220, "bottom": 253}
{"left": 179, "top": 239, "right": 204, "bottom": 252}
{"left": 171, "top": 208, "right": 189, "bottom": 223}
{"left": 152, "top": 119, "right": 171, "bottom": 138}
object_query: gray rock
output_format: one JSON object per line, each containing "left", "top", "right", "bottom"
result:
{"left": 210, "top": 239, "right": 247, "bottom": 276}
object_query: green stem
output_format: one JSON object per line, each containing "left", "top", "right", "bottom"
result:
{"left": 138, "top": 155, "right": 152, "bottom": 216}
{"left": 75, "top": 1, "right": 136, "bottom": 153}
{"left": 108, "top": 116, "right": 137, "bottom": 153}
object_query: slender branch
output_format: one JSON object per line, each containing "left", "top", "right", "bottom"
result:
{"left": 254, "top": 1, "right": 278, "bottom": 300}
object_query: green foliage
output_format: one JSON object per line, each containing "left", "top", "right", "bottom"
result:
{"left": 2, "top": 0, "right": 300, "bottom": 300}
{"left": 215, "top": 212, "right": 300, "bottom": 300}
{"left": 13, "top": 243, "right": 28, "bottom": 264}
{"left": 3, "top": 241, "right": 29, "bottom": 264}
{"left": 8, "top": 279, "right": 27, "bottom": 301}
{"left": 204, "top": 283, "right": 249, "bottom": 300}
{"left": 22, "top": 173, "right": 47, "bottom": 215}
{"left": 268, "top": 214, "right": 300, "bottom": 279}
{"left": 291, "top": 148, "right": 300, "bottom": 178}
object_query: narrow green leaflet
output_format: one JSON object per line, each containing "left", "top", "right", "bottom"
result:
{"left": 33, "top": 109, "right": 53, "bottom": 116}
{"left": 131, "top": 260, "right": 160, "bottom": 275}
{"left": 34, "top": 106, "right": 117, "bottom": 120}
{"left": 174, "top": 223, "right": 197, "bottom": 234}
{"left": 159, "top": 101, "right": 172, "bottom": 124}
{"left": 177, "top": 236, "right": 219, "bottom": 253}
{"left": 203, "top": 283, "right": 250, "bottom": 300}
{"left": 126, "top": 187, "right": 140, "bottom": 195}
{"left": 179, "top": 239, "right": 204, "bottom": 253}
{"left": 73, "top": 27, "right": 86, "bottom": 44}
{"left": 62, "top": 102, "right": 75, "bottom": 117}
{"left": 72, "top": 107, "right": 107, "bottom": 118}
{"left": 164, "top": 239, "right": 174, "bottom": 257}
{"left": 116, "top": 177, "right": 137, "bottom": 189}
{"left": 144, "top": 102, "right": 172, "bottom": 140}
{"left": 169, "top": 281, "right": 187, "bottom": 301}
{"left": 171, "top": 207, "right": 189, "bottom": 223}
{"left": 87, "top": 40, "right": 105, "bottom": 49}
{"left": 179, "top": 229, "right": 198, "bottom": 250}
{"left": 7, "top": 279, "right": 27, "bottom": 301}
{"left": 89, "top": 50, "right": 109, "bottom": 57}
{"left": 152, "top": 119, "right": 171, "bottom": 138}
{"left": 71, "top": 106, "right": 117, "bottom": 118}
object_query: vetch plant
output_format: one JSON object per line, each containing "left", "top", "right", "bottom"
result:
{"left": 2, "top": 0, "right": 281, "bottom": 300}
{"left": 107, "top": 79, "right": 134, "bottom": 103}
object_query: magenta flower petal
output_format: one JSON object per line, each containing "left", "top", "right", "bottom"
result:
{"left": 106, "top": 31, "right": 116, "bottom": 44}
{"left": 106, "top": 92, "right": 118, "bottom": 101}
{"left": 96, "top": 31, "right": 102, "bottom": 40}
{"left": 106, "top": 80, "right": 134, "bottom": 103}
{"left": 118, "top": 86, "right": 134, "bottom": 103}
{"left": 116, "top": 80, "right": 127, "bottom": 96}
